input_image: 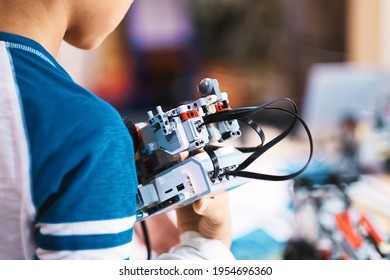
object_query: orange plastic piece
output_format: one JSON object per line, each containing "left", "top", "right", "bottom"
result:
{"left": 180, "top": 110, "right": 200, "bottom": 121}
{"left": 335, "top": 211, "right": 363, "bottom": 249}
{"left": 215, "top": 103, "right": 230, "bottom": 112}
{"left": 359, "top": 213, "right": 383, "bottom": 245}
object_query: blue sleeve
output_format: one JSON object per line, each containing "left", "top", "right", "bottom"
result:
{"left": 6, "top": 36, "right": 139, "bottom": 259}
{"left": 32, "top": 101, "right": 138, "bottom": 260}
{"left": 34, "top": 99, "right": 137, "bottom": 259}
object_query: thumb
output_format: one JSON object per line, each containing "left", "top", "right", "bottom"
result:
{"left": 193, "top": 199, "right": 210, "bottom": 216}
{"left": 193, "top": 192, "right": 229, "bottom": 221}
{"left": 193, "top": 198, "right": 220, "bottom": 222}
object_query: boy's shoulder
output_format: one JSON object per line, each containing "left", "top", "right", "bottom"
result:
{"left": 2, "top": 32, "right": 131, "bottom": 146}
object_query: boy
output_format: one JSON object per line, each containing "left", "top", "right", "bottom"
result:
{"left": 0, "top": 0, "right": 233, "bottom": 259}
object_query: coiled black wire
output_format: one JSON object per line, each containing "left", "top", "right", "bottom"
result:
{"left": 202, "top": 98, "right": 313, "bottom": 181}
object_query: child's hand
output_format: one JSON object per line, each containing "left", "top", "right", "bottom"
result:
{"left": 175, "top": 191, "right": 232, "bottom": 248}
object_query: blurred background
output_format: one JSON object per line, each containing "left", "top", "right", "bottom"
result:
{"left": 58, "top": 0, "right": 390, "bottom": 112}
{"left": 58, "top": 0, "right": 390, "bottom": 260}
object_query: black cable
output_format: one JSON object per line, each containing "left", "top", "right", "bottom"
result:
{"left": 204, "top": 145, "right": 220, "bottom": 179}
{"left": 140, "top": 220, "right": 152, "bottom": 260}
{"left": 202, "top": 98, "right": 313, "bottom": 181}
{"left": 234, "top": 117, "right": 266, "bottom": 153}
{"left": 202, "top": 97, "right": 298, "bottom": 124}
{"left": 226, "top": 111, "right": 312, "bottom": 180}
{"left": 233, "top": 107, "right": 298, "bottom": 172}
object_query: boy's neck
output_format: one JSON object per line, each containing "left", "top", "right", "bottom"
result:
{"left": 0, "top": 1, "right": 67, "bottom": 58}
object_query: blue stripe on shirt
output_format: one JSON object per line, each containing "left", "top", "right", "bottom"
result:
{"left": 36, "top": 227, "right": 134, "bottom": 251}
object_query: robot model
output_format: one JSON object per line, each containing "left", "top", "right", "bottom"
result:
{"left": 284, "top": 161, "right": 389, "bottom": 260}
{"left": 129, "top": 78, "right": 312, "bottom": 222}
